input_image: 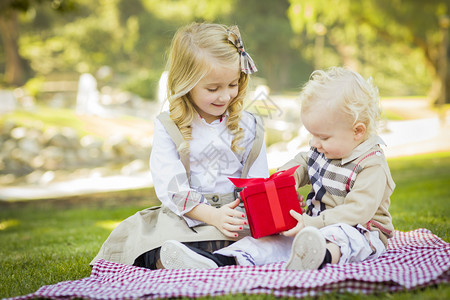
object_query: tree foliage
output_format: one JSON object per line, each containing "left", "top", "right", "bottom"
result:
{"left": 0, "top": 0, "right": 448, "bottom": 102}
{"left": 0, "top": 0, "right": 77, "bottom": 85}
{"left": 287, "top": 0, "right": 449, "bottom": 102}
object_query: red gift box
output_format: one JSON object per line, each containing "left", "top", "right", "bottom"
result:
{"left": 229, "top": 165, "right": 301, "bottom": 238}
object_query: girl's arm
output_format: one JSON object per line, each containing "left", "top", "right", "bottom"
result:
{"left": 150, "top": 118, "right": 208, "bottom": 227}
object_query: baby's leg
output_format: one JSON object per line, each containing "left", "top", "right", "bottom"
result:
{"left": 319, "top": 223, "right": 385, "bottom": 264}
{"left": 285, "top": 226, "right": 328, "bottom": 270}
{"left": 285, "top": 224, "right": 380, "bottom": 271}
{"left": 326, "top": 242, "right": 341, "bottom": 264}
{"left": 214, "top": 235, "right": 293, "bottom": 266}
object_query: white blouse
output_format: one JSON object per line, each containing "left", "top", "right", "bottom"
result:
{"left": 150, "top": 111, "right": 269, "bottom": 226}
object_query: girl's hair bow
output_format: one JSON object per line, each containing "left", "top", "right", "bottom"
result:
{"left": 227, "top": 25, "right": 258, "bottom": 74}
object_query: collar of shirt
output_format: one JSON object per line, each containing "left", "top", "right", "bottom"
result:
{"left": 341, "top": 135, "right": 386, "bottom": 164}
{"left": 194, "top": 111, "right": 229, "bottom": 126}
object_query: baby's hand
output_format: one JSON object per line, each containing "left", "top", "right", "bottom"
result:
{"left": 212, "top": 199, "right": 247, "bottom": 238}
{"left": 280, "top": 210, "right": 305, "bottom": 237}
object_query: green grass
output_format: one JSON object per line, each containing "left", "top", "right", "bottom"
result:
{"left": 1, "top": 153, "right": 449, "bottom": 299}
{"left": 381, "top": 110, "right": 405, "bottom": 121}
{"left": 0, "top": 106, "right": 91, "bottom": 136}
{"left": 0, "top": 105, "right": 152, "bottom": 140}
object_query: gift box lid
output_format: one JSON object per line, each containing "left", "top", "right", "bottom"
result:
{"left": 242, "top": 175, "right": 295, "bottom": 195}
{"left": 229, "top": 165, "right": 301, "bottom": 238}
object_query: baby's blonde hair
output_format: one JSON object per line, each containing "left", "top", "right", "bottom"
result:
{"left": 300, "top": 66, "right": 381, "bottom": 137}
{"left": 166, "top": 22, "right": 249, "bottom": 154}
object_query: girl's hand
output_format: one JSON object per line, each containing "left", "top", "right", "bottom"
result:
{"left": 211, "top": 198, "right": 247, "bottom": 238}
{"left": 280, "top": 210, "right": 305, "bottom": 237}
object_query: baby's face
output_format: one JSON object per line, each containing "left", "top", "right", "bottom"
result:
{"left": 301, "top": 105, "right": 362, "bottom": 160}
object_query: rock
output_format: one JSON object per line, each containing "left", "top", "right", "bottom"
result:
{"left": 18, "top": 138, "right": 41, "bottom": 156}
{"left": 0, "top": 120, "right": 152, "bottom": 185}
{"left": 121, "top": 159, "right": 147, "bottom": 175}
{"left": 103, "top": 133, "right": 134, "bottom": 159}
{"left": 1, "top": 120, "right": 17, "bottom": 136}
{"left": 30, "top": 155, "right": 45, "bottom": 169}
{"left": 2, "top": 139, "right": 16, "bottom": 155}
{"left": 10, "top": 127, "right": 27, "bottom": 139}
{"left": 0, "top": 174, "right": 16, "bottom": 185}
{"left": 0, "top": 90, "right": 18, "bottom": 114}
{"left": 39, "top": 171, "right": 55, "bottom": 185}
{"left": 41, "top": 146, "right": 65, "bottom": 170}
{"left": 25, "top": 170, "right": 45, "bottom": 185}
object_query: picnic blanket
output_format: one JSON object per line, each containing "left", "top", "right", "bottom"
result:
{"left": 10, "top": 229, "right": 450, "bottom": 299}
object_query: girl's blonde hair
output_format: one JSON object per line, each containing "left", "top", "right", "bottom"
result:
{"left": 166, "top": 22, "right": 249, "bottom": 154}
{"left": 300, "top": 66, "right": 381, "bottom": 137}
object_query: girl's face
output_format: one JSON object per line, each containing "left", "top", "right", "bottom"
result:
{"left": 301, "top": 104, "right": 365, "bottom": 160}
{"left": 189, "top": 63, "right": 240, "bottom": 123}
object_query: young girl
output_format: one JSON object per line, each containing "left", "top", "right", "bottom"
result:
{"left": 163, "top": 67, "right": 395, "bottom": 271}
{"left": 91, "top": 22, "right": 269, "bottom": 269}
{"left": 280, "top": 66, "right": 395, "bottom": 270}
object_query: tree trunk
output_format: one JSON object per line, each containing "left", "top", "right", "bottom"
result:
{"left": 446, "top": 60, "right": 450, "bottom": 104}
{"left": 0, "top": 10, "right": 28, "bottom": 86}
{"left": 422, "top": 43, "right": 449, "bottom": 105}
{"left": 443, "top": 29, "right": 450, "bottom": 105}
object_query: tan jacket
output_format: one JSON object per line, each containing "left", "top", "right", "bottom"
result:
{"left": 279, "top": 136, "right": 395, "bottom": 246}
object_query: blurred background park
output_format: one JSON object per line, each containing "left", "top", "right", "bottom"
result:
{"left": 0, "top": 0, "right": 449, "bottom": 200}
{"left": 1, "top": 1, "right": 450, "bottom": 299}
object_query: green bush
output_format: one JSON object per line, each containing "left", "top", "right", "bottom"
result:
{"left": 120, "top": 69, "right": 161, "bottom": 101}
{"left": 23, "top": 76, "right": 45, "bottom": 98}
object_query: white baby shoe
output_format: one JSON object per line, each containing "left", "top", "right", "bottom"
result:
{"left": 285, "top": 226, "right": 326, "bottom": 270}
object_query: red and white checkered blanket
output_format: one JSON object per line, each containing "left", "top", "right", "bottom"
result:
{"left": 12, "top": 229, "right": 450, "bottom": 299}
